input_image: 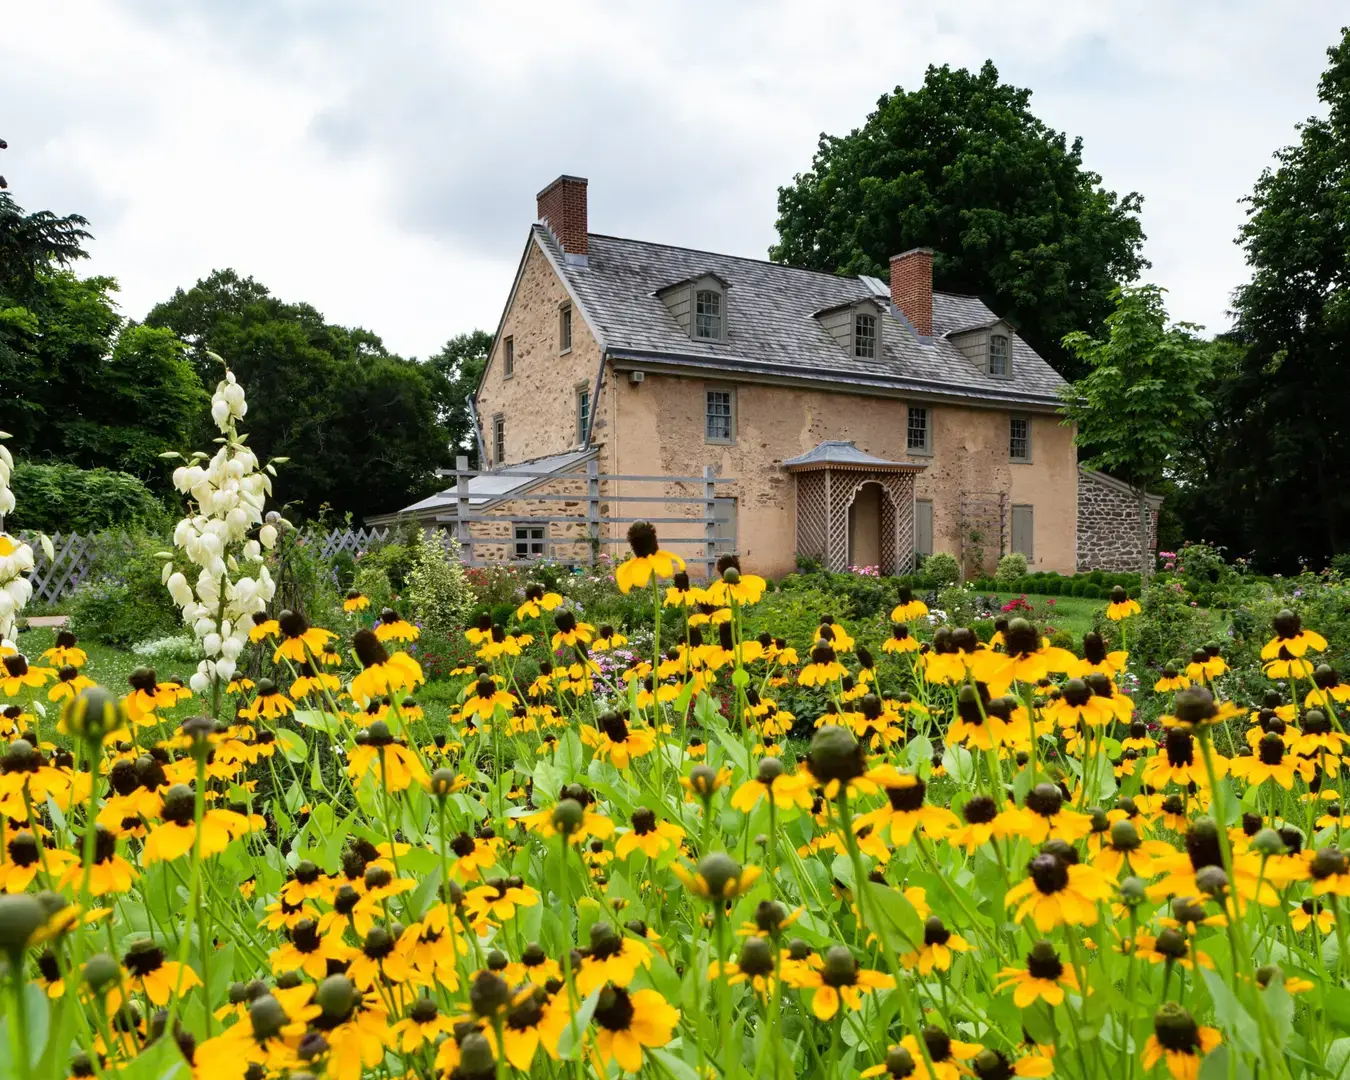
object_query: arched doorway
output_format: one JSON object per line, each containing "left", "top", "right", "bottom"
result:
{"left": 847, "top": 481, "right": 887, "bottom": 570}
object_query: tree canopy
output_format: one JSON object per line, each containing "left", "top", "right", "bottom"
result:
{"left": 1165, "top": 27, "right": 1350, "bottom": 570}
{"left": 428, "top": 330, "right": 491, "bottom": 466}
{"left": 145, "top": 270, "right": 456, "bottom": 521}
{"left": 771, "top": 61, "right": 1147, "bottom": 377}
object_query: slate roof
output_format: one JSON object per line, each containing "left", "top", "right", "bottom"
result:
{"left": 783, "top": 440, "right": 924, "bottom": 472}
{"left": 538, "top": 227, "right": 1067, "bottom": 408}
{"left": 375, "top": 448, "right": 595, "bottom": 523}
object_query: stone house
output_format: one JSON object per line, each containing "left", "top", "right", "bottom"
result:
{"left": 380, "top": 175, "right": 1154, "bottom": 578}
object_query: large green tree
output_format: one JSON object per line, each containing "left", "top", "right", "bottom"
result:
{"left": 145, "top": 270, "right": 455, "bottom": 520}
{"left": 427, "top": 330, "right": 491, "bottom": 465}
{"left": 0, "top": 190, "right": 91, "bottom": 298}
{"left": 1196, "top": 26, "right": 1350, "bottom": 570}
{"left": 0, "top": 270, "right": 206, "bottom": 484}
{"left": 771, "top": 61, "right": 1147, "bottom": 377}
{"left": 1058, "top": 285, "right": 1211, "bottom": 576}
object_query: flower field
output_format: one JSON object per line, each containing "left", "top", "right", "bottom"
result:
{"left": 1, "top": 372, "right": 1349, "bottom": 1080}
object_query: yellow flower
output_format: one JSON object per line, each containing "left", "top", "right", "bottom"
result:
{"left": 374, "top": 607, "right": 420, "bottom": 643}
{"left": 517, "top": 583, "right": 564, "bottom": 620}
{"left": 783, "top": 945, "right": 894, "bottom": 1020}
{"left": 40, "top": 631, "right": 87, "bottom": 668}
{"left": 1106, "top": 586, "right": 1141, "bottom": 621}
{"left": 995, "top": 940, "right": 1081, "bottom": 1007}
{"left": 272, "top": 610, "right": 338, "bottom": 664}
{"left": 614, "top": 808, "right": 685, "bottom": 861}
{"left": 672, "top": 852, "right": 763, "bottom": 901}
{"left": 1005, "top": 851, "right": 1112, "bottom": 931}
{"left": 343, "top": 590, "right": 370, "bottom": 612}
{"left": 590, "top": 985, "right": 678, "bottom": 1073}
{"left": 614, "top": 522, "right": 684, "bottom": 594}
{"left": 1142, "top": 1004, "right": 1222, "bottom": 1080}
{"left": 0, "top": 653, "right": 55, "bottom": 697}
{"left": 891, "top": 586, "right": 929, "bottom": 622}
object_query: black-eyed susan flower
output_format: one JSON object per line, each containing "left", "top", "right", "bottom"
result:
{"left": 142, "top": 784, "right": 256, "bottom": 864}
{"left": 1186, "top": 645, "right": 1229, "bottom": 683}
{"left": 576, "top": 922, "right": 654, "bottom": 994}
{"left": 592, "top": 624, "right": 629, "bottom": 651}
{"left": 1228, "top": 733, "right": 1315, "bottom": 789}
{"left": 46, "top": 664, "right": 94, "bottom": 704}
{"left": 550, "top": 610, "right": 595, "bottom": 650}
{"left": 0, "top": 830, "right": 77, "bottom": 893}
{"left": 289, "top": 663, "right": 340, "bottom": 701}
{"left": 41, "top": 630, "right": 87, "bottom": 668}
{"left": 110, "top": 939, "right": 202, "bottom": 1009}
{"left": 342, "top": 589, "right": 370, "bottom": 613}
{"left": 242, "top": 678, "right": 295, "bottom": 720}
{"left": 1263, "top": 608, "right": 1326, "bottom": 662}
{"left": 581, "top": 710, "right": 656, "bottom": 770}
{"left": 347, "top": 721, "right": 429, "bottom": 792}
{"left": 273, "top": 610, "right": 338, "bottom": 664}
{"left": 1045, "top": 677, "right": 1115, "bottom": 731}
{"left": 461, "top": 673, "right": 517, "bottom": 722}
{"left": 350, "top": 628, "right": 424, "bottom": 702}
{"left": 615, "top": 522, "right": 684, "bottom": 594}
{"left": 994, "top": 940, "right": 1081, "bottom": 1007}
{"left": 589, "top": 983, "right": 679, "bottom": 1073}
{"left": 784, "top": 944, "right": 894, "bottom": 1020}
{"left": 730, "top": 757, "right": 814, "bottom": 814}
{"left": 0, "top": 653, "right": 55, "bottom": 698}
{"left": 269, "top": 916, "right": 354, "bottom": 980}
{"left": 681, "top": 764, "right": 731, "bottom": 804}
{"left": 663, "top": 571, "right": 704, "bottom": 608}
{"left": 462, "top": 877, "right": 540, "bottom": 932}
{"left": 971, "top": 1047, "right": 1055, "bottom": 1080}
{"left": 516, "top": 582, "right": 564, "bottom": 620}
{"left": 1013, "top": 784, "right": 1093, "bottom": 845}
{"left": 1291, "top": 897, "right": 1335, "bottom": 934}
{"left": 883, "top": 622, "right": 921, "bottom": 655}
{"left": 1308, "top": 845, "right": 1350, "bottom": 899}
{"left": 891, "top": 585, "right": 928, "bottom": 623}
{"left": 1005, "top": 850, "right": 1112, "bottom": 931}
{"left": 1091, "top": 820, "right": 1174, "bottom": 878}
{"left": 614, "top": 807, "right": 685, "bottom": 861}
{"left": 373, "top": 606, "right": 419, "bottom": 644}
{"left": 1105, "top": 585, "right": 1140, "bottom": 620}
{"left": 971, "top": 619, "right": 1077, "bottom": 695}
{"left": 709, "top": 934, "right": 778, "bottom": 996}
{"left": 854, "top": 766, "right": 959, "bottom": 845}
{"left": 1154, "top": 665, "right": 1190, "bottom": 693}
{"left": 1142, "top": 1003, "right": 1221, "bottom": 1080}
{"left": 899, "top": 916, "right": 973, "bottom": 975}
{"left": 1142, "top": 727, "right": 1221, "bottom": 790}
{"left": 798, "top": 638, "right": 847, "bottom": 687}
{"left": 673, "top": 851, "right": 763, "bottom": 903}
{"left": 704, "top": 559, "right": 767, "bottom": 607}
{"left": 388, "top": 995, "right": 458, "bottom": 1054}
{"left": 816, "top": 615, "right": 855, "bottom": 653}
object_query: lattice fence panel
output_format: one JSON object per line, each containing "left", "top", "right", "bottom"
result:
{"left": 794, "top": 472, "right": 829, "bottom": 562}
{"left": 311, "top": 527, "right": 391, "bottom": 559}
{"left": 21, "top": 531, "right": 136, "bottom": 605}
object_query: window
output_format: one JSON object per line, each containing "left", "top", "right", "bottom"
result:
{"left": 559, "top": 304, "right": 572, "bottom": 353}
{"left": 492, "top": 414, "right": 505, "bottom": 465}
{"left": 705, "top": 388, "right": 734, "bottom": 444}
{"left": 1011, "top": 505, "right": 1034, "bottom": 560}
{"left": 1009, "top": 416, "right": 1031, "bottom": 462}
{"left": 989, "top": 333, "right": 1010, "bottom": 377}
{"left": 854, "top": 312, "right": 877, "bottom": 359}
{"left": 575, "top": 385, "right": 590, "bottom": 442}
{"left": 695, "top": 289, "right": 722, "bottom": 340}
{"left": 514, "top": 524, "right": 547, "bottom": 560}
{"left": 913, "top": 499, "right": 933, "bottom": 556}
{"left": 713, "top": 497, "right": 737, "bottom": 553}
{"left": 906, "top": 406, "right": 929, "bottom": 453}
{"left": 503, "top": 336, "right": 514, "bottom": 378}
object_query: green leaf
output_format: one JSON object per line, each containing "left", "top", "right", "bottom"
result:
{"left": 276, "top": 727, "right": 307, "bottom": 763}
{"left": 864, "top": 881, "right": 923, "bottom": 951}
{"left": 1199, "top": 967, "right": 1260, "bottom": 1055}
{"left": 292, "top": 709, "right": 341, "bottom": 735}
{"left": 555, "top": 989, "right": 600, "bottom": 1059}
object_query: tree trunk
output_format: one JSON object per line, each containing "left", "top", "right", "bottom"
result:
{"left": 1137, "top": 486, "right": 1151, "bottom": 582}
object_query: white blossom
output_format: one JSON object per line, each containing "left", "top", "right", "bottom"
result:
{"left": 0, "top": 432, "right": 34, "bottom": 645}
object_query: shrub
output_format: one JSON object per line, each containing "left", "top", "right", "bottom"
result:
{"left": 920, "top": 551, "right": 960, "bottom": 589}
{"left": 131, "top": 633, "right": 200, "bottom": 663}
{"left": 359, "top": 540, "right": 414, "bottom": 595}
{"left": 1129, "top": 579, "right": 1217, "bottom": 672}
{"left": 68, "top": 532, "right": 181, "bottom": 647}
{"left": 404, "top": 529, "right": 474, "bottom": 639}
{"left": 994, "top": 552, "right": 1027, "bottom": 586}
{"left": 1049, "top": 629, "right": 1075, "bottom": 651}
{"left": 6, "top": 461, "right": 168, "bottom": 533}
{"left": 351, "top": 564, "right": 395, "bottom": 613}
{"left": 936, "top": 585, "right": 977, "bottom": 625}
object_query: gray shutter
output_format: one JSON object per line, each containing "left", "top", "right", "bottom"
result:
{"left": 714, "top": 497, "right": 738, "bottom": 552}
{"left": 1012, "top": 504, "right": 1034, "bottom": 559}
{"left": 914, "top": 500, "right": 933, "bottom": 556}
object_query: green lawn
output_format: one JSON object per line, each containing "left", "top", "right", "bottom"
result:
{"left": 984, "top": 592, "right": 1102, "bottom": 638}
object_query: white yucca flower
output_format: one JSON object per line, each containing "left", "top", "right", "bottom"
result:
{"left": 162, "top": 359, "right": 286, "bottom": 701}
{"left": 0, "top": 433, "right": 38, "bottom": 648}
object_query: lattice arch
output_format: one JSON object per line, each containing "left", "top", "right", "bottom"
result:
{"left": 785, "top": 441, "right": 927, "bottom": 576}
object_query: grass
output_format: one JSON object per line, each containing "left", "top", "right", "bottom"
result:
{"left": 984, "top": 592, "right": 1102, "bottom": 638}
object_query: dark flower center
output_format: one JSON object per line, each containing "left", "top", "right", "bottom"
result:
{"left": 125, "top": 943, "right": 166, "bottom": 977}
{"left": 8, "top": 832, "right": 38, "bottom": 867}
{"left": 1165, "top": 729, "right": 1195, "bottom": 768}
{"left": 963, "top": 796, "right": 997, "bottom": 825}
{"left": 1028, "top": 854, "right": 1069, "bottom": 895}
{"left": 885, "top": 775, "right": 926, "bottom": 813}
{"left": 593, "top": 986, "right": 637, "bottom": 1031}
{"left": 631, "top": 808, "right": 656, "bottom": 835}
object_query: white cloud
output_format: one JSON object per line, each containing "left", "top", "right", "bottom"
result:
{"left": 4, "top": 0, "right": 1345, "bottom": 357}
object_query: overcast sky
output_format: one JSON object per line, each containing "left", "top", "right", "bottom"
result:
{"left": 5, "top": 2, "right": 1345, "bottom": 359}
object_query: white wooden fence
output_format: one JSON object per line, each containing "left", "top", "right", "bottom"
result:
{"left": 18, "top": 527, "right": 396, "bottom": 604}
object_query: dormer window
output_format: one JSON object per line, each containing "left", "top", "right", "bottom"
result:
{"left": 854, "top": 313, "right": 877, "bottom": 359}
{"left": 989, "top": 333, "right": 1010, "bottom": 377}
{"left": 695, "top": 289, "right": 722, "bottom": 340}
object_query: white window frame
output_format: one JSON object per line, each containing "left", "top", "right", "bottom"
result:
{"left": 1009, "top": 415, "right": 1031, "bottom": 463}
{"left": 989, "top": 333, "right": 1010, "bottom": 377}
{"left": 694, "top": 288, "right": 724, "bottom": 341}
{"left": 906, "top": 405, "right": 931, "bottom": 455}
{"left": 513, "top": 523, "right": 547, "bottom": 560}
{"left": 559, "top": 303, "right": 572, "bottom": 354}
{"left": 854, "top": 312, "right": 877, "bottom": 359}
{"left": 705, "top": 387, "right": 735, "bottom": 445}
{"left": 575, "top": 384, "right": 590, "bottom": 443}
{"left": 492, "top": 414, "right": 505, "bottom": 465}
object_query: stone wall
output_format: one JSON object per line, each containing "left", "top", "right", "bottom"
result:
{"left": 1076, "top": 469, "right": 1161, "bottom": 572}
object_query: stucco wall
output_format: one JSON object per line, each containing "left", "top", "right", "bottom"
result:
{"left": 609, "top": 371, "right": 1078, "bottom": 579}
{"left": 474, "top": 240, "right": 606, "bottom": 467}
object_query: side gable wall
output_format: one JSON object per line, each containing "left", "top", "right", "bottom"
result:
{"left": 475, "top": 239, "right": 607, "bottom": 467}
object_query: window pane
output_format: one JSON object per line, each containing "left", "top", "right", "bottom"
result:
{"left": 706, "top": 390, "right": 733, "bottom": 441}
{"left": 504, "top": 338, "right": 514, "bottom": 376}
{"left": 990, "top": 334, "right": 1009, "bottom": 376}
{"left": 907, "top": 406, "right": 928, "bottom": 451}
{"left": 854, "top": 313, "right": 876, "bottom": 359}
{"left": 493, "top": 417, "right": 505, "bottom": 463}
{"left": 560, "top": 307, "right": 572, "bottom": 351}
{"left": 577, "top": 389, "right": 589, "bottom": 438}
{"left": 1010, "top": 417, "right": 1029, "bottom": 460}
{"left": 695, "top": 290, "right": 722, "bottom": 339}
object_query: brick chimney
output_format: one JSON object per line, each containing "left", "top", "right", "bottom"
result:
{"left": 537, "top": 175, "right": 588, "bottom": 257}
{"left": 890, "top": 247, "right": 934, "bottom": 337}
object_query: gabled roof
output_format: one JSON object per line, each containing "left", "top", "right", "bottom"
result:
{"left": 784, "top": 440, "right": 926, "bottom": 473}
{"left": 373, "top": 449, "right": 597, "bottom": 523}
{"left": 534, "top": 226, "right": 1067, "bottom": 408}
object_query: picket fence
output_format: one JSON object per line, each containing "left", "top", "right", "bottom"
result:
{"left": 16, "top": 527, "right": 394, "bottom": 605}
